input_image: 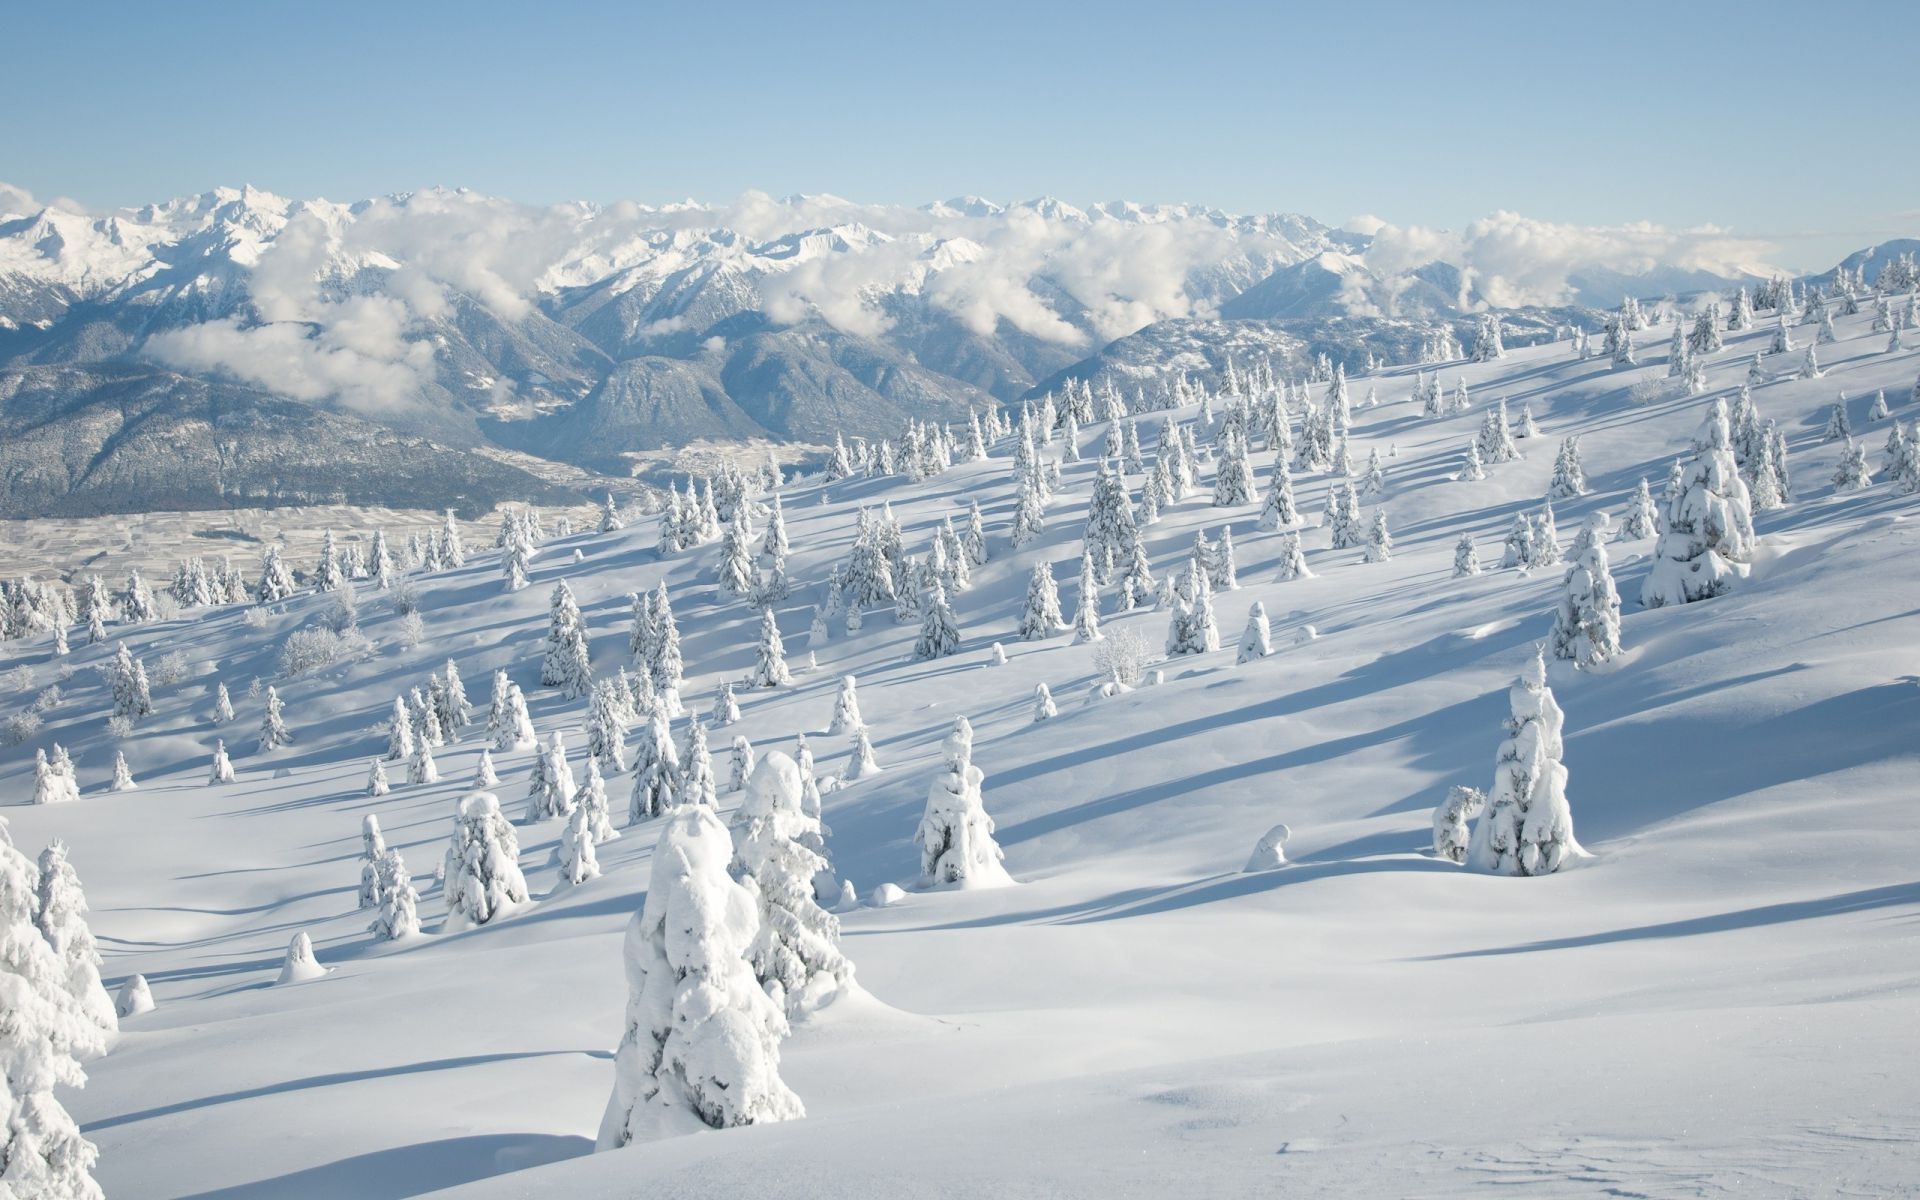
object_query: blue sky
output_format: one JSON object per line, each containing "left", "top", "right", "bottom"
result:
{"left": 2, "top": 0, "right": 1911, "bottom": 269}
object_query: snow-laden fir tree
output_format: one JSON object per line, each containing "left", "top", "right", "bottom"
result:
{"left": 1069, "top": 552, "right": 1101, "bottom": 644}
{"left": 716, "top": 506, "right": 756, "bottom": 598}
{"left": 585, "top": 680, "right": 629, "bottom": 775}
{"left": 1365, "top": 509, "right": 1393, "bottom": 563}
{"left": 442, "top": 792, "right": 530, "bottom": 930}
{"left": 440, "top": 660, "right": 472, "bottom": 732}
{"left": 1032, "top": 682, "right": 1057, "bottom": 723}
{"left": 528, "top": 730, "right": 577, "bottom": 821}
{"left": 408, "top": 737, "right": 440, "bottom": 787}
{"left": 746, "top": 608, "right": 791, "bottom": 688}
{"left": 628, "top": 702, "right": 681, "bottom": 822}
{"left": 489, "top": 674, "right": 538, "bottom": 753}
{"left": 386, "top": 696, "right": 415, "bottom": 761}
{"left": 677, "top": 716, "right": 718, "bottom": 808}
{"left": 915, "top": 717, "right": 1013, "bottom": 888}
{"left": 1467, "top": 651, "right": 1580, "bottom": 876}
{"left": 33, "top": 841, "right": 116, "bottom": 1034}
{"left": 1018, "top": 562, "right": 1066, "bottom": 640}
{"left": 1831, "top": 438, "right": 1873, "bottom": 492}
{"left": 597, "top": 805, "right": 803, "bottom": 1147}
{"left": 1499, "top": 512, "right": 1535, "bottom": 570}
{"left": 1550, "top": 534, "right": 1623, "bottom": 668}
{"left": 844, "top": 726, "right": 881, "bottom": 781}
{"left": 1326, "top": 480, "right": 1365, "bottom": 549}
{"left": 1165, "top": 557, "right": 1221, "bottom": 656}
{"left": 1822, "top": 399, "right": 1852, "bottom": 442}
{"left": 541, "top": 581, "right": 593, "bottom": 699}
{"left": 573, "top": 757, "right": 620, "bottom": 845}
{"left": 1257, "top": 456, "right": 1300, "bottom": 530}
{"left": 1477, "top": 399, "right": 1520, "bottom": 464}
{"left": 1642, "top": 399, "right": 1756, "bottom": 607}
{"left": 1622, "top": 478, "right": 1659, "bottom": 538}
{"left": 1212, "top": 428, "right": 1256, "bottom": 506}
{"left": 107, "top": 751, "right": 135, "bottom": 794}
{"left": 558, "top": 804, "right": 601, "bottom": 886}
{"left": 209, "top": 739, "right": 236, "bottom": 784}
{"left": 257, "top": 545, "right": 295, "bottom": 603}
{"left": 1236, "top": 602, "right": 1272, "bottom": 664}
{"left": 366, "top": 756, "right": 389, "bottom": 797}
{"left": 728, "top": 736, "right": 756, "bottom": 794}
{"left": 913, "top": 581, "right": 961, "bottom": 661}
{"left": 823, "top": 675, "right": 865, "bottom": 738}
{"left": 367, "top": 848, "right": 420, "bottom": 940}
{"left": 1452, "top": 532, "right": 1481, "bottom": 578}
{"left": 0, "top": 814, "right": 105, "bottom": 1199}
{"left": 712, "top": 681, "right": 741, "bottom": 727}
{"left": 109, "top": 644, "right": 151, "bottom": 722}
{"left": 1528, "top": 501, "right": 1562, "bottom": 570}
{"left": 1548, "top": 436, "right": 1588, "bottom": 498}
{"left": 731, "top": 751, "right": 853, "bottom": 1015}
{"left": 259, "top": 685, "right": 290, "bottom": 752}
{"left": 1275, "top": 531, "right": 1314, "bottom": 581}
{"left": 1432, "top": 785, "right": 1485, "bottom": 864}
{"left": 357, "top": 814, "right": 388, "bottom": 908}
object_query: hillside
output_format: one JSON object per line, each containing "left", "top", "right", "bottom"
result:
{"left": 2, "top": 293, "right": 1917, "bottom": 1197}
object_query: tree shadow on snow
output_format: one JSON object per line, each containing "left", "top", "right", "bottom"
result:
{"left": 170, "top": 1131, "right": 591, "bottom": 1200}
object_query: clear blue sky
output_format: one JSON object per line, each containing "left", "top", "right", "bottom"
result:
{"left": 3, "top": 0, "right": 1911, "bottom": 268}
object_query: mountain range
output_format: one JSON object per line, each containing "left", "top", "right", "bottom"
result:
{"left": 0, "top": 186, "right": 1804, "bottom": 516}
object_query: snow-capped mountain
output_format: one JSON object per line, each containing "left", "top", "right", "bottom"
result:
{"left": 0, "top": 185, "right": 1799, "bottom": 515}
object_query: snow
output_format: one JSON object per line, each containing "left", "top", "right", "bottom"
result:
{"left": 1, "top": 298, "right": 1918, "bottom": 1195}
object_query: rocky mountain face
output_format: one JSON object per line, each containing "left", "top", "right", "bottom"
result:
{"left": 0, "top": 185, "right": 1793, "bottom": 514}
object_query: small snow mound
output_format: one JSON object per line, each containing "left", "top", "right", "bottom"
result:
{"left": 1244, "top": 824, "right": 1291, "bottom": 872}
{"left": 276, "top": 931, "right": 327, "bottom": 985}
{"left": 870, "top": 882, "right": 906, "bottom": 908}
{"left": 1294, "top": 625, "right": 1319, "bottom": 646}
{"left": 832, "top": 880, "right": 859, "bottom": 913}
{"left": 115, "top": 973, "right": 155, "bottom": 1018}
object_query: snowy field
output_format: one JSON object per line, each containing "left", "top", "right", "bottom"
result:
{"left": 5, "top": 300, "right": 1919, "bottom": 1198}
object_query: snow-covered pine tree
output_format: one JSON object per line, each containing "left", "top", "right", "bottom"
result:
{"left": 1831, "top": 438, "right": 1873, "bottom": 492}
{"left": 1622, "top": 478, "right": 1659, "bottom": 538}
{"left": 558, "top": 805, "right": 601, "bottom": 886}
{"left": 259, "top": 685, "right": 290, "bottom": 752}
{"left": 597, "top": 805, "right": 802, "bottom": 1147}
{"left": 1212, "top": 428, "right": 1255, "bottom": 506}
{"left": 257, "top": 545, "right": 295, "bottom": 603}
{"left": 730, "top": 751, "right": 853, "bottom": 1015}
{"left": 677, "top": 716, "right": 718, "bottom": 808}
{"left": 366, "top": 757, "right": 389, "bottom": 797}
{"left": 628, "top": 701, "right": 682, "bottom": 822}
{"left": 367, "top": 848, "right": 420, "bottom": 939}
{"left": 33, "top": 841, "right": 116, "bottom": 1033}
{"left": 586, "top": 680, "right": 629, "bottom": 775}
{"left": 1365, "top": 508, "right": 1393, "bottom": 562}
{"left": 1326, "top": 480, "right": 1365, "bottom": 549}
{"left": 1548, "top": 436, "right": 1588, "bottom": 498}
{"left": 1477, "top": 399, "right": 1520, "bottom": 464}
{"left": 573, "top": 757, "right": 620, "bottom": 844}
{"left": 1822, "top": 399, "right": 1852, "bottom": 442}
{"left": 913, "top": 580, "right": 961, "bottom": 661}
{"left": 1432, "top": 786, "right": 1485, "bottom": 864}
{"left": 527, "top": 731, "right": 576, "bottom": 820}
{"left": 442, "top": 792, "right": 530, "bottom": 930}
{"left": 540, "top": 581, "right": 593, "bottom": 699}
{"left": 1236, "top": 602, "right": 1272, "bottom": 664}
{"left": 0, "top": 815, "right": 105, "bottom": 1197}
{"left": 358, "top": 814, "right": 389, "bottom": 908}
{"left": 1499, "top": 513, "right": 1535, "bottom": 569}
{"left": 1452, "top": 533, "right": 1481, "bottom": 577}
{"left": 209, "top": 739, "right": 236, "bottom": 784}
{"left": 1467, "top": 650, "right": 1580, "bottom": 876}
{"left": 1275, "top": 531, "right": 1314, "bottom": 581}
{"left": 1550, "top": 536, "right": 1623, "bottom": 668}
{"left": 1032, "top": 682, "right": 1057, "bottom": 723}
{"left": 1257, "top": 456, "right": 1300, "bottom": 530}
{"left": 747, "top": 607, "right": 792, "bottom": 687}
{"left": 1642, "top": 399, "right": 1757, "bottom": 607}
{"left": 108, "top": 751, "right": 135, "bottom": 793}
{"left": 844, "top": 726, "right": 880, "bottom": 780}
{"left": 915, "top": 717, "right": 1013, "bottom": 888}
{"left": 408, "top": 737, "right": 440, "bottom": 787}
{"left": 1069, "top": 552, "right": 1101, "bottom": 644}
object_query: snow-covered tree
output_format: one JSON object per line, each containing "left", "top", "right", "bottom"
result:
{"left": 915, "top": 717, "right": 1012, "bottom": 888}
{"left": 109, "top": 644, "right": 152, "bottom": 723}
{"left": 367, "top": 848, "right": 420, "bottom": 940}
{"left": 1274, "top": 531, "right": 1314, "bottom": 582}
{"left": 844, "top": 726, "right": 881, "bottom": 781}
{"left": 1032, "top": 682, "right": 1057, "bottom": 723}
{"left": 597, "top": 805, "right": 802, "bottom": 1147}
{"left": 730, "top": 752, "right": 853, "bottom": 1015}
{"left": 1211, "top": 428, "right": 1255, "bottom": 506}
{"left": 209, "top": 739, "right": 236, "bottom": 784}
{"left": 728, "top": 736, "right": 757, "bottom": 795}
{"left": 1467, "top": 651, "right": 1580, "bottom": 876}
{"left": 1432, "top": 785, "right": 1485, "bottom": 865}
{"left": 366, "top": 756, "right": 389, "bottom": 798}
{"left": 1822, "top": 399, "right": 1852, "bottom": 443}
{"left": 913, "top": 581, "right": 961, "bottom": 661}
{"left": 541, "top": 581, "right": 593, "bottom": 699}
{"left": 1622, "top": 478, "right": 1659, "bottom": 538}
{"left": 712, "top": 681, "right": 741, "bottom": 728}
{"left": 357, "top": 813, "right": 389, "bottom": 909}
{"left": 747, "top": 608, "right": 792, "bottom": 687}
{"left": 1236, "top": 602, "right": 1272, "bottom": 664}
{"left": 1548, "top": 436, "right": 1588, "bottom": 498}
{"left": 1500, "top": 512, "right": 1535, "bottom": 570}
{"left": 408, "top": 737, "right": 440, "bottom": 787}
{"left": 1642, "top": 400, "right": 1756, "bottom": 607}
{"left": 586, "top": 681, "right": 629, "bottom": 775}
{"left": 558, "top": 805, "right": 601, "bottom": 886}
{"left": 0, "top": 815, "right": 105, "bottom": 1198}
{"left": 1069, "top": 552, "right": 1101, "bottom": 644}
{"left": 1257, "top": 457, "right": 1300, "bottom": 530}
{"left": 1364, "top": 508, "right": 1393, "bottom": 563}
{"left": 386, "top": 696, "right": 415, "bottom": 761}
{"left": 259, "top": 685, "right": 290, "bottom": 752}
{"left": 1165, "top": 557, "right": 1220, "bottom": 656}
{"left": 1832, "top": 438, "right": 1873, "bottom": 492}
{"left": 107, "top": 751, "right": 135, "bottom": 794}
{"left": 33, "top": 841, "right": 116, "bottom": 1034}
{"left": 1453, "top": 533, "right": 1481, "bottom": 577}
{"left": 442, "top": 792, "right": 530, "bottom": 930}
{"left": 115, "top": 974, "right": 153, "bottom": 1019}
{"left": 1018, "top": 562, "right": 1066, "bottom": 640}
{"left": 1550, "top": 537, "right": 1622, "bottom": 667}
{"left": 528, "top": 731, "right": 577, "bottom": 820}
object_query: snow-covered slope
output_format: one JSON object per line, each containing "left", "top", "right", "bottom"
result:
{"left": 3, "top": 297, "right": 1918, "bottom": 1196}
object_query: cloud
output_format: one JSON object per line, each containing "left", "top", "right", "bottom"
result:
{"left": 147, "top": 311, "right": 437, "bottom": 412}
{"left": 1362, "top": 212, "right": 1779, "bottom": 308}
